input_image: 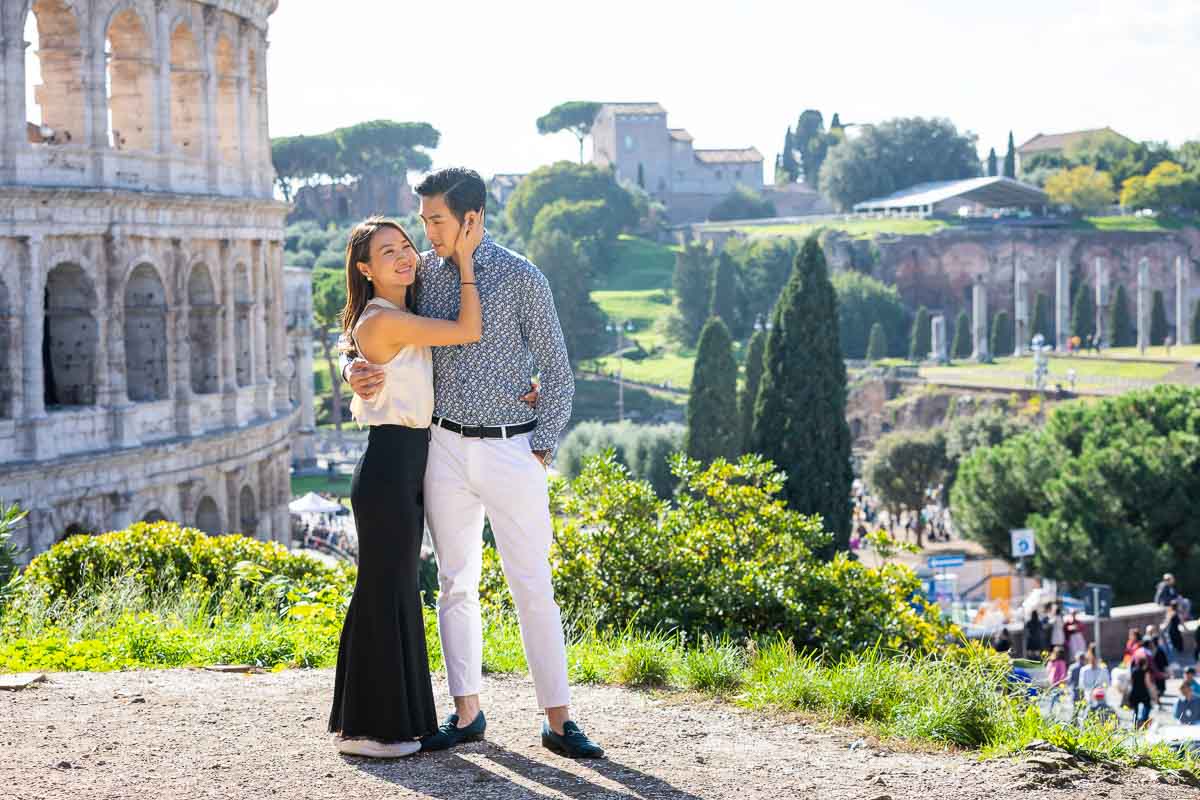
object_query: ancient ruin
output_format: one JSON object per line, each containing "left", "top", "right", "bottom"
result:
{"left": 0, "top": 0, "right": 313, "bottom": 558}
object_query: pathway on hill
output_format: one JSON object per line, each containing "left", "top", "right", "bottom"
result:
{"left": 4, "top": 668, "right": 1197, "bottom": 799}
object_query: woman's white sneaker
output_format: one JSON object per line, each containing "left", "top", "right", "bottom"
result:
{"left": 336, "top": 737, "right": 420, "bottom": 758}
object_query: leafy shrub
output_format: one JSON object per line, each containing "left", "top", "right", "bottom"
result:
{"left": 681, "top": 635, "right": 746, "bottom": 693}
{"left": 707, "top": 186, "right": 776, "bottom": 222}
{"left": 485, "top": 453, "right": 953, "bottom": 655}
{"left": 557, "top": 422, "right": 685, "bottom": 497}
{"left": 0, "top": 505, "right": 28, "bottom": 607}
{"left": 831, "top": 271, "right": 909, "bottom": 359}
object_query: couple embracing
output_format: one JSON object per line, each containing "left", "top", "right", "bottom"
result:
{"left": 326, "top": 168, "right": 603, "bottom": 760}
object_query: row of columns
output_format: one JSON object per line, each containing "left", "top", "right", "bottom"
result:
{"left": 930, "top": 256, "right": 1194, "bottom": 362}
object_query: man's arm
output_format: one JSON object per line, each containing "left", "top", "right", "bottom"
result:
{"left": 521, "top": 267, "right": 574, "bottom": 463}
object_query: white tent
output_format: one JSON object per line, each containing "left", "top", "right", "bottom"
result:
{"left": 288, "top": 492, "right": 343, "bottom": 515}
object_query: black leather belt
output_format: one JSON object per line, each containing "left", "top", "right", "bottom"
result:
{"left": 433, "top": 416, "right": 537, "bottom": 439}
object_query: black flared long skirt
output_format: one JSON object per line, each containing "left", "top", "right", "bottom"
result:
{"left": 328, "top": 424, "right": 438, "bottom": 742}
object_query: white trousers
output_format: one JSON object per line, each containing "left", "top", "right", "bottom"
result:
{"left": 424, "top": 425, "right": 571, "bottom": 710}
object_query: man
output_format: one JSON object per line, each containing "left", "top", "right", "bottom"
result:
{"left": 1155, "top": 572, "right": 1191, "bottom": 619}
{"left": 343, "top": 168, "right": 603, "bottom": 759}
{"left": 1174, "top": 680, "right": 1200, "bottom": 725}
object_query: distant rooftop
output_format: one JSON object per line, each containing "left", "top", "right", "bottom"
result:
{"left": 601, "top": 102, "right": 667, "bottom": 116}
{"left": 1018, "top": 127, "right": 1133, "bottom": 154}
{"left": 694, "top": 148, "right": 763, "bottom": 165}
{"left": 668, "top": 128, "right": 694, "bottom": 142}
{"left": 853, "top": 176, "right": 1048, "bottom": 212}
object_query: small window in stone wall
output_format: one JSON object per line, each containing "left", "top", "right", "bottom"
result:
{"left": 195, "top": 496, "right": 221, "bottom": 535}
{"left": 187, "top": 265, "right": 220, "bottom": 394}
{"left": 124, "top": 264, "right": 169, "bottom": 402}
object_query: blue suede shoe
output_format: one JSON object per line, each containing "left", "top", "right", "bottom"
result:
{"left": 541, "top": 720, "right": 605, "bottom": 759}
{"left": 418, "top": 711, "right": 485, "bottom": 752}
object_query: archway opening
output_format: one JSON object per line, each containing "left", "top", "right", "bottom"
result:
{"left": 142, "top": 509, "right": 167, "bottom": 523}
{"left": 169, "top": 23, "right": 203, "bottom": 158}
{"left": 56, "top": 522, "right": 91, "bottom": 543}
{"left": 124, "top": 263, "right": 169, "bottom": 401}
{"left": 214, "top": 36, "right": 240, "bottom": 164}
{"left": 239, "top": 486, "right": 257, "bottom": 534}
{"left": 187, "top": 264, "right": 220, "bottom": 394}
{"left": 195, "top": 496, "right": 221, "bottom": 535}
{"left": 234, "top": 262, "right": 253, "bottom": 387}
{"left": 44, "top": 263, "right": 98, "bottom": 408}
{"left": 105, "top": 8, "right": 153, "bottom": 151}
{"left": 24, "top": 0, "right": 85, "bottom": 144}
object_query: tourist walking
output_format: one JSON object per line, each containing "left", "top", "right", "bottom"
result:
{"left": 1024, "top": 610, "right": 1044, "bottom": 657}
{"left": 327, "top": 215, "right": 483, "bottom": 758}
{"left": 1078, "top": 644, "right": 1109, "bottom": 695}
{"left": 1064, "top": 611, "right": 1087, "bottom": 660}
{"left": 1165, "top": 601, "right": 1185, "bottom": 657}
{"left": 1048, "top": 604, "right": 1066, "bottom": 651}
{"left": 1129, "top": 655, "right": 1158, "bottom": 729}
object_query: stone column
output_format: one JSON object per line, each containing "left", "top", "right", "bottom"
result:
{"left": 202, "top": 6, "right": 219, "bottom": 192}
{"left": 971, "top": 279, "right": 990, "bottom": 363}
{"left": 236, "top": 21, "right": 251, "bottom": 195}
{"left": 1013, "top": 268, "right": 1029, "bottom": 356}
{"left": 252, "top": 242, "right": 271, "bottom": 418}
{"left": 20, "top": 236, "right": 54, "bottom": 460}
{"left": 1137, "top": 258, "right": 1150, "bottom": 355}
{"left": 930, "top": 314, "right": 948, "bottom": 364}
{"left": 270, "top": 243, "right": 291, "bottom": 414}
{"left": 105, "top": 234, "right": 140, "bottom": 448}
{"left": 177, "top": 480, "right": 197, "bottom": 530}
{"left": 1054, "top": 258, "right": 1070, "bottom": 351}
{"left": 1177, "top": 255, "right": 1190, "bottom": 346}
{"left": 109, "top": 492, "right": 134, "bottom": 531}
{"left": 1094, "top": 258, "right": 1109, "bottom": 347}
{"left": 153, "top": 0, "right": 173, "bottom": 189}
{"left": 171, "top": 240, "right": 194, "bottom": 437}
{"left": 219, "top": 240, "right": 240, "bottom": 426}
{"left": 1, "top": 19, "right": 25, "bottom": 182}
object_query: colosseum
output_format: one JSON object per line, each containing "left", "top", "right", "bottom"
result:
{"left": 0, "top": 0, "right": 315, "bottom": 559}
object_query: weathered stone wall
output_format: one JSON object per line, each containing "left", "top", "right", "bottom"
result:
{"left": 291, "top": 174, "right": 416, "bottom": 225}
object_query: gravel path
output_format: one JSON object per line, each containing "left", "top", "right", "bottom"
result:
{"left": 4, "top": 668, "right": 1197, "bottom": 799}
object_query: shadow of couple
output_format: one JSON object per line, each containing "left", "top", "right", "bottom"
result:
{"left": 346, "top": 739, "right": 705, "bottom": 799}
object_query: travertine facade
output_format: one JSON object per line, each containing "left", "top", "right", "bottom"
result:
{"left": 0, "top": 0, "right": 312, "bottom": 559}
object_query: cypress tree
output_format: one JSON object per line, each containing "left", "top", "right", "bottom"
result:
{"left": 739, "top": 329, "right": 766, "bottom": 452}
{"left": 1071, "top": 281, "right": 1096, "bottom": 339}
{"left": 829, "top": 113, "right": 842, "bottom": 131}
{"left": 990, "top": 310, "right": 1014, "bottom": 356}
{"left": 986, "top": 148, "right": 998, "bottom": 177}
{"left": 708, "top": 252, "right": 738, "bottom": 327}
{"left": 1032, "top": 291, "right": 1053, "bottom": 342}
{"left": 1003, "top": 131, "right": 1016, "bottom": 178}
{"left": 951, "top": 310, "right": 972, "bottom": 359}
{"left": 780, "top": 127, "right": 799, "bottom": 182}
{"left": 671, "top": 241, "right": 716, "bottom": 346}
{"left": 686, "top": 317, "right": 740, "bottom": 464}
{"left": 908, "top": 306, "right": 931, "bottom": 362}
{"left": 1150, "top": 290, "right": 1169, "bottom": 345}
{"left": 1109, "top": 284, "right": 1135, "bottom": 347}
{"left": 636, "top": 162, "right": 645, "bottom": 189}
{"left": 1192, "top": 299, "right": 1200, "bottom": 346}
{"left": 752, "top": 235, "right": 853, "bottom": 552}
{"left": 866, "top": 322, "right": 888, "bottom": 362}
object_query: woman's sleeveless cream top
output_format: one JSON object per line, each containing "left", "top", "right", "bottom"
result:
{"left": 349, "top": 297, "right": 434, "bottom": 428}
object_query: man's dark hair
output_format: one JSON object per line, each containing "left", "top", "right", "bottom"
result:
{"left": 415, "top": 167, "right": 487, "bottom": 222}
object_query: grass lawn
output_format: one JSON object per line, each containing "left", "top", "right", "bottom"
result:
{"left": 723, "top": 217, "right": 952, "bottom": 240}
{"left": 571, "top": 377, "right": 684, "bottom": 425}
{"left": 595, "top": 235, "right": 680, "bottom": 291}
{"left": 920, "top": 354, "right": 1175, "bottom": 391}
{"left": 1093, "top": 344, "right": 1200, "bottom": 361}
{"left": 1078, "top": 215, "right": 1195, "bottom": 232}
{"left": 290, "top": 473, "right": 352, "bottom": 498}
{"left": 590, "top": 351, "right": 697, "bottom": 391}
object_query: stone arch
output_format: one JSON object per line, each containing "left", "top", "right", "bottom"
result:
{"left": 141, "top": 509, "right": 167, "bottom": 523}
{"left": 123, "top": 262, "right": 168, "bottom": 402}
{"left": 23, "top": 0, "right": 86, "bottom": 142}
{"left": 195, "top": 495, "right": 221, "bottom": 535}
{"left": 44, "top": 262, "right": 98, "bottom": 408}
{"left": 239, "top": 485, "right": 256, "bottom": 534}
{"left": 0, "top": 276, "right": 11, "bottom": 418}
{"left": 214, "top": 34, "right": 239, "bottom": 164}
{"left": 104, "top": 5, "right": 153, "bottom": 151}
{"left": 187, "top": 263, "right": 220, "bottom": 394}
{"left": 234, "top": 261, "right": 253, "bottom": 387}
{"left": 169, "top": 22, "right": 203, "bottom": 158}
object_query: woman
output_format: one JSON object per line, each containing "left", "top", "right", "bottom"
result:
{"left": 1078, "top": 643, "right": 1109, "bottom": 695}
{"left": 1122, "top": 627, "right": 1142, "bottom": 667}
{"left": 1128, "top": 654, "right": 1158, "bottom": 730}
{"left": 1165, "top": 601, "right": 1185, "bottom": 657}
{"left": 1064, "top": 610, "right": 1087, "bottom": 661}
{"left": 1024, "top": 609, "right": 1044, "bottom": 657}
{"left": 1047, "top": 604, "right": 1066, "bottom": 651}
{"left": 327, "top": 215, "right": 483, "bottom": 758}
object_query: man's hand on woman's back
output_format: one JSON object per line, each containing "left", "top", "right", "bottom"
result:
{"left": 347, "top": 358, "right": 385, "bottom": 401}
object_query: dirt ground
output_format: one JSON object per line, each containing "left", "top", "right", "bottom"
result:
{"left": 3, "top": 667, "right": 1197, "bottom": 800}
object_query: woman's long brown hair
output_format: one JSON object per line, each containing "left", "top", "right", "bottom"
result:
{"left": 338, "top": 216, "right": 420, "bottom": 353}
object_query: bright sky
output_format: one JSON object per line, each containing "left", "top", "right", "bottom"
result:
{"left": 266, "top": 0, "right": 1200, "bottom": 181}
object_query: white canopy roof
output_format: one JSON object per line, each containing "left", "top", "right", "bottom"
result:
{"left": 288, "top": 492, "right": 343, "bottom": 515}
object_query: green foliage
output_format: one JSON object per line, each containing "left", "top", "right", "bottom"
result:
{"left": 951, "top": 310, "right": 972, "bottom": 359}
{"left": 778, "top": 126, "right": 799, "bottom": 184}
{"left": 531, "top": 198, "right": 614, "bottom": 242}
{"left": 986, "top": 147, "right": 998, "bottom": 177}
{"left": 1109, "top": 284, "right": 1135, "bottom": 346}
{"left": 506, "top": 161, "right": 639, "bottom": 242}
{"left": 1150, "top": 289, "right": 1169, "bottom": 345}
{"left": 864, "top": 430, "right": 947, "bottom": 546}
{"left": 832, "top": 271, "right": 908, "bottom": 360}
{"left": 941, "top": 409, "right": 1032, "bottom": 496}
{"left": 793, "top": 110, "right": 836, "bottom": 188}
{"left": 723, "top": 236, "right": 799, "bottom": 336}
{"left": 1004, "top": 131, "right": 1016, "bottom": 179}
{"left": 681, "top": 635, "right": 746, "bottom": 693}
{"left": 739, "top": 330, "right": 767, "bottom": 451}
{"left": 1045, "top": 166, "right": 1116, "bottom": 214}
{"left": 1070, "top": 281, "right": 1095, "bottom": 339}
{"left": 752, "top": 236, "right": 853, "bottom": 549}
{"left": 866, "top": 322, "right": 888, "bottom": 362}
{"left": 950, "top": 386, "right": 1200, "bottom": 603}
{"left": 686, "top": 318, "right": 740, "bottom": 464}
{"left": 519, "top": 454, "right": 950, "bottom": 652}
{"left": 990, "top": 310, "right": 1014, "bottom": 356}
{"left": 1193, "top": 299, "right": 1200, "bottom": 346}
{"left": 535, "top": 101, "right": 602, "bottom": 163}
{"left": 526, "top": 230, "right": 607, "bottom": 361}
{"left": 1121, "top": 161, "right": 1200, "bottom": 212}
{"left": 669, "top": 241, "right": 716, "bottom": 346}
{"left": 707, "top": 253, "right": 738, "bottom": 326}
{"left": 0, "top": 504, "right": 28, "bottom": 607}
{"left": 556, "top": 421, "right": 685, "bottom": 498}
{"left": 1032, "top": 291, "right": 1053, "bottom": 343}
{"left": 707, "top": 186, "right": 776, "bottom": 222}
{"left": 908, "top": 306, "right": 931, "bottom": 362}
{"left": 819, "top": 117, "right": 981, "bottom": 211}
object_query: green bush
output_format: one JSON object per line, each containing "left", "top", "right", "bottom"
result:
{"left": 557, "top": 421, "right": 684, "bottom": 497}
{"left": 831, "top": 271, "right": 909, "bottom": 360}
{"left": 0, "top": 504, "right": 27, "bottom": 607}
{"left": 490, "top": 453, "right": 953, "bottom": 654}
{"left": 707, "top": 186, "right": 776, "bottom": 222}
